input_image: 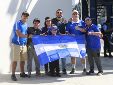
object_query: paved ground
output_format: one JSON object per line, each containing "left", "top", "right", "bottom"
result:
{"left": 0, "top": 55, "right": 113, "bottom": 85}
{"left": 0, "top": 40, "right": 113, "bottom": 85}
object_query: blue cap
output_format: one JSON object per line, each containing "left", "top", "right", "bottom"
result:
{"left": 85, "top": 17, "right": 92, "bottom": 21}
{"left": 51, "top": 25, "right": 58, "bottom": 31}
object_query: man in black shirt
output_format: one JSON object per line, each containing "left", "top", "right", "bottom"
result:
{"left": 101, "top": 18, "right": 113, "bottom": 58}
{"left": 52, "top": 9, "right": 67, "bottom": 74}
{"left": 27, "top": 18, "right": 41, "bottom": 77}
{"left": 52, "top": 9, "right": 67, "bottom": 34}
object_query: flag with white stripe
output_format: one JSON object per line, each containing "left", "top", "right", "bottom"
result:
{"left": 32, "top": 35, "right": 86, "bottom": 65}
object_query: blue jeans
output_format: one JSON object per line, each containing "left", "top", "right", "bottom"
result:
{"left": 61, "top": 58, "right": 66, "bottom": 71}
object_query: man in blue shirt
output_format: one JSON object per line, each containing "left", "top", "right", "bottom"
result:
{"left": 11, "top": 11, "right": 30, "bottom": 81}
{"left": 66, "top": 10, "right": 87, "bottom": 74}
{"left": 85, "top": 17, "right": 103, "bottom": 76}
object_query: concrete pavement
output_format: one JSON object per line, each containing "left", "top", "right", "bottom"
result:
{"left": 0, "top": 40, "right": 113, "bottom": 85}
{"left": 0, "top": 56, "right": 113, "bottom": 85}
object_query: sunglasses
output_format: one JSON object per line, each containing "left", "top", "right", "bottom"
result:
{"left": 52, "top": 29, "right": 57, "bottom": 31}
{"left": 46, "top": 20, "right": 51, "bottom": 22}
{"left": 57, "top": 11, "right": 62, "bottom": 14}
{"left": 85, "top": 19, "right": 91, "bottom": 21}
{"left": 33, "top": 22, "right": 40, "bottom": 24}
{"left": 72, "top": 13, "right": 79, "bottom": 15}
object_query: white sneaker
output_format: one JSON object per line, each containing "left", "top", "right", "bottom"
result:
{"left": 97, "top": 72, "right": 103, "bottom": 76}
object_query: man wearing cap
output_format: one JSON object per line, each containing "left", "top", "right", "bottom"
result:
{"left": 85, "top": 17, "right": 103, "bottom": 76}
{"left": 66, "top": 9, "right": 87, "bottom": 74}
{"left": 47, "top": 25, "right": 61, "bottom": 77}
{"left": 27, "top": 18, "right": 41, "bottom": 77}
{"left": 52, "top": 9, "right": 67, "bottom": 74}
{"left": 11, "top": 11, "right": 30, "bottom": 81}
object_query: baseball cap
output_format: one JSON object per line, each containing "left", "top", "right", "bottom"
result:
{"left": 22, "top": 11, "right": 29, "bottom": 17}
{"left": 33, "top": 18, "right": 40, "bottom": 23}
{"left": 72, "top": 10, "right": 79, "bottom": 14}
{"left": 51, "top": 25, "right": 58, "bottom": 31}
{"left": 85, "top": 17, "right": 92, "bottom": 21}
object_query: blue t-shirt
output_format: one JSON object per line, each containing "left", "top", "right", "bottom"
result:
{"left": 12, "top": 20, "right": 27, "bottom": 45}
{"left": 66, "top": 20, "right": 85, "bottom": 35}
{"left": 86, "top": 24, "right": 101, "bottom": 51}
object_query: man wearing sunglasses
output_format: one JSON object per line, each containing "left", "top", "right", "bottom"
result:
{"left": 52, "top": 9, "right": 67, "bottom": 74}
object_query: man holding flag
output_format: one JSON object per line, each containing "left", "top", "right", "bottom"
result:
{"left": 32, "top": 27, "right": 86, "bottom": 76}
{"left": 66, "top": 9, "right": 87, "bottom": 74}
{"left": 47, "top": 25, "right": 61, "bottom": 77}
{"left": 52, "top": 9, "right": 67, "bottom": 74}
{"left": 27, "top": 18, "right": 41, "bottom": 78}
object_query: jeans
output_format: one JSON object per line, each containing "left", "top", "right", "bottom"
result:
{"left": 61, "top": 58, "right": 66, "bottom": 71}
{"left": 27, "top": 44, "right": 40, "bottom": 73}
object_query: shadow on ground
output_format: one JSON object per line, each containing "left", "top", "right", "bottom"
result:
{"left": 0, "top": 56, "right": 113, "bottom": 84}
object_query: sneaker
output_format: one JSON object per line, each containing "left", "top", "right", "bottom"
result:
{"left": 28, "top": 72, "right": 31, "bottom": 78}
{"left": 36, "top": 71, "right": 41, "bottom": 77}
{"left": 20, "top": 72, "right": 28, "bottom": 77}
{"left": 11, "top": 74, "right": 17, "bottom": 81}
{"left": 82, "top": 69, "right": 87, "bottom": 75}
{"left": 62, "top": 69, "right": 67, "bottom": 74}
{"left": 56, "top": 73, "right": 61, "bottom": 77}
{"left": 104, "top": 54, "right": 109, "bottom": 57}
{"left": 70, "top": 68, "right": 75, "bottom": 74}
{"left": 36, "top": 73, "right": 41, "bottom": 77}
{"left": 109, "top": 55, "right": 113, "bottom": 58}
{"left": 49, "top": 73, "right": 56, "bottom": 77}
{"left": 86, "top": 70, "right": 94, "bottom": 75}
{"left": 45, "top": 71, "right": 49, "bottom": 75}
{"left": 97, "top": 72, "right": 103, "bottom": 76}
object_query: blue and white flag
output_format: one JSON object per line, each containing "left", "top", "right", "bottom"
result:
{"left": 32, "top": 35, "right": 86, "bottom": 65}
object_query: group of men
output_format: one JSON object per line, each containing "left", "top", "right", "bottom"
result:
{"left": 11, "top": 9, "right": 103, "bottom": 81}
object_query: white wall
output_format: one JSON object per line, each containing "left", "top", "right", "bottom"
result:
{"left": 0, "top": 0, "right": 71, "bottom": 73}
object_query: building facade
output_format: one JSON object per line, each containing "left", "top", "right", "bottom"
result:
{"left": 0, "top": 0, "right": 71, "bottom": 73}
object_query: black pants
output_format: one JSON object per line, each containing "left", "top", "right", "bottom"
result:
{"left": 44, "top": 63, "right": 49, "bottom": 73}
{"left": 49, "top": 59, "right": 60, "bottom": 74}
{"left": 87, "top": 48, "right": 103, "bottom": 72}
{"left": 103, "top": 36, "right": 112, "bottom": 57}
